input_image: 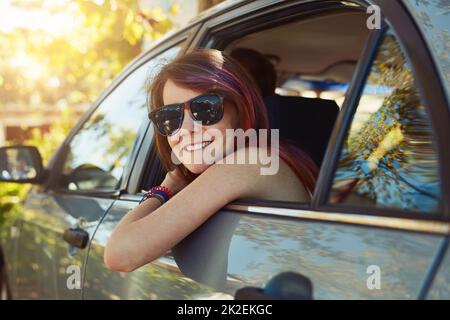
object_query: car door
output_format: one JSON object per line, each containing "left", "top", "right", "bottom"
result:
{"left": 5, "top": 43, "right": 178, "bottom": 299}
{"left": 86, "top": 0, "right": 449, "bottom": 300}
{"left": 81, "top": 30, "right": 213, "bottom": 300}
{"left": 183, "top": 1, "right": 448, "bottom": 299}
{"left": 126, "top": 0, "right": 447, "bottom": 299}
{"left": 404, "top": 0, "right": 450, "bottom": 300}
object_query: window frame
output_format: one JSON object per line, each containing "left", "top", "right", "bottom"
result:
{"left": 314, "top": 0, "right": 450, "bottom": 221}
{"left": 190, "top": 0, "right": 370, "bottom": 207}
{"left": 191, "top": 0, "right": 365, "bottom": 50}
{"left": 126, "top": 0, "right": 365, "bottom": 202}
{"left": 43, "top": 26, "right": 199, "bottom": 198}
{"left": 123, "top": 0, "right": 450, "bottom": 228}
{"left": 191, "top": 0, "right": 450, "bottom": 222}
{"left": 122, "top": 25, "right": 202, "bottom": 196}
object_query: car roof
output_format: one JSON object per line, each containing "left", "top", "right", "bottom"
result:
{"left": 189, "top": 0, "right": 248, "bottom": 24}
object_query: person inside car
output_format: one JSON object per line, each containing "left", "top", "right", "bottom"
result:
{"left": 230, "top": 47, "right": 277, "bottom": 97}
{"left": 104, "top": 49, "right": 318, "bottom": 272}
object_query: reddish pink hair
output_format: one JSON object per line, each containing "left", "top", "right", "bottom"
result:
{"left": 148, "top": 49, "right": 318, "bottom": 194}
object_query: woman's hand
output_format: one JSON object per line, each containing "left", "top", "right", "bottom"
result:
{"left": 161, "top": 166, "right": 190, "bottom": 195}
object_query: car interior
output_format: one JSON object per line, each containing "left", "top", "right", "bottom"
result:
{"left": 223, "top": 10, "right": 370, "bottom": 166}
{"left": 225, "top": 11, "right": 370, "bottom": 88}
{"left": 145, "top": 9, "right": 372, "bottom": 200}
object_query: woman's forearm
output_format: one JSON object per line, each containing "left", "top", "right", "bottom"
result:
{"left": 104, "top": 197, "right": 162, "bottom": 271}
{"left": 116, "top": 197, "right": 161, "bottom": 226}
{"left": 104, "top": 177, "right": 186, "bottom": 271}
{"left": 103, "top": 163, "right": 248, "bottom": 272}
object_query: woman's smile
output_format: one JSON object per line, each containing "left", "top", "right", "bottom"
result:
{"left": 183, "top": 138, "right": 214, "bottom": 152}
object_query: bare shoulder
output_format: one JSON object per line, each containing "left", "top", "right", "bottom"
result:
{"left": 205, "top": 146, "right": 310, "bottom": 202}
{"left": 201, "top": 146, "right": 265, "bottom": 200}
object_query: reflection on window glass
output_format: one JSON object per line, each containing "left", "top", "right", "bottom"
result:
{"left": 329, "top": 30, "right": 441, "bottom": 213}
{"left": 404, "top": 0, "right": 450, "bottom": 98}
{"left": 61, "top": 46, "right": 182, "bottom": 191}
{"left": 0, "top": 148, "right": 37, "bottom": 180}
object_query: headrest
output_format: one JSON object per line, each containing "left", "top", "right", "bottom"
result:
{"left": 263, "top": 95, "right": 339, "bottom": 165}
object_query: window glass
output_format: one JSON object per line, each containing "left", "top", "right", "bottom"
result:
{"left": 329, "top": 30, "right": 441, "bottom": 213}
{"left": 404, "top": 0, "right": 450, "bottom": 100}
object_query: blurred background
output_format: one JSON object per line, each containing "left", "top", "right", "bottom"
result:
{"left": 0, "top": 0, "right": 225, "bottom": 148}
{"left": 0, "top": 0, "right": 224, "bottom": 220}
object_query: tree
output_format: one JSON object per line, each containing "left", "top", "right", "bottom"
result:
{"left": 0, "top": 0, "right": 179, "bottom": 225}
{"left": 0, "top": 0, "right": 178, "bottom": 107}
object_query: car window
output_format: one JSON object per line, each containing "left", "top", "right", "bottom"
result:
{"left": 191, "top": 9, "right": 371, "bottom": 205}
{"left": 329, "top": 29, "right": 441, "bottom": 213}
{"left": 58, "top": 45, "right": 182, "bottom": 192}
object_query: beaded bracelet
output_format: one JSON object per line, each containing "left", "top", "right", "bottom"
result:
{"left": 139, "top": 186, "right": 173, "bottom": 205}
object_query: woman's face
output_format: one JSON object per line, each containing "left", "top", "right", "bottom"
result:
{"left": 163, "top": 79, "right": 240, "bottom": 174}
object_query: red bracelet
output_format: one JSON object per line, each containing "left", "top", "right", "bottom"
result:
{"left": 139, "top": 185, "right": 174, "bottom": 205}
{"left": 151, "top": 185, "right": 174, "bottom": 199}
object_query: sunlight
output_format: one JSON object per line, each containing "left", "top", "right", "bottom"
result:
{"left": 10, "top": 51, "right": 45, "bottom": 80}
{"left": 0, "top": 0, "right": 81, "bottom": 36}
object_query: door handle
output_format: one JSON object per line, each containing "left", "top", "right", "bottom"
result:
{"left": 63, "top": 228, "right": 89, "bottom": 249}
{"left": 235, "top": 272, "right": 313, "bottom": 300}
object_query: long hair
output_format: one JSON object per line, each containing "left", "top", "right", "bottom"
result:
{"left": 148, "top": 49, "right": 318, "bottom": 194}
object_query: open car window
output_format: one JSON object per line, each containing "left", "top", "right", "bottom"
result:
{"left": 215, "top": 9, "right": 371, "bottom": 204}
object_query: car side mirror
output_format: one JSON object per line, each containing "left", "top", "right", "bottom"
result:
{"left": 0, "top": 146, "right": 45, "bottom": 183}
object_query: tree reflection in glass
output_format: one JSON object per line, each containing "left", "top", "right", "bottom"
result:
{"left": 330, "top": 30, "right": 441, "bottom": 212}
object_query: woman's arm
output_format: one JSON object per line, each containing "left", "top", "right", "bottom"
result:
{"left": 104, "top": 148, "right": 265, "bottom": 272}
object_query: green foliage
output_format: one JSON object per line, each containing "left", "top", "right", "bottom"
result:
{"left": 0, "top": 182, "right": 28, "bottom": 226}
{"left": 0, "top": 0, "right": 179, "bottom": 226}
{"left": 26, "top": 106, "right": 78, "bottom": 165}
{"left": 0, "top": 0, "right": 178, "bottom": 105}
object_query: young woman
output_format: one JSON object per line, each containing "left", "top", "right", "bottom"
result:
{"left": 104, "top": 49, "right": 318, "bottom": 272}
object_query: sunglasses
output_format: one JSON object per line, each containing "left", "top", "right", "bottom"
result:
{"left": 149, "top": 93, "right": 225, "bottom": 136}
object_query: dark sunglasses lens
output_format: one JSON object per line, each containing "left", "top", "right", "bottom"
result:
{"left": 190, "top": 95, "right": 224, "bottom": 125}
{"left": 151, "top": 105, "right": 183, "bottom": 136}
